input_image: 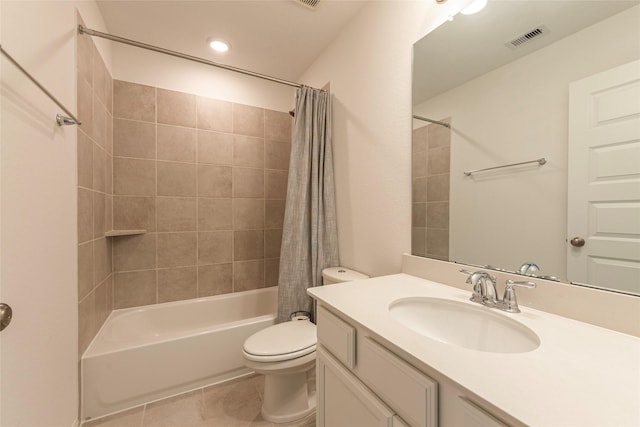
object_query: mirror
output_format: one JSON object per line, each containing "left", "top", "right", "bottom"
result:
{"left": 411, "top": 0, "right": 640, "bottom": 295}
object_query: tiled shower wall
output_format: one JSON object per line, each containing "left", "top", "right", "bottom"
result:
{"left": 77, "top": 15, "right": 114, "bottom": 355}
{"left": 411, "top": 120, "right": 450, "bottom": 260}
{"left": 110, "top": 81, "right": 291, "bottom": 309}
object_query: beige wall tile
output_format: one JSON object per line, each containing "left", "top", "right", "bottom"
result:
{"left": 93, "top": 144, "right": 106, "bottom": 193}
{"left": 426, "top": 228, "right": 449, "bottom": 260}
{"left": 412, "top": 203, "right": 426, "bottom": 228}
{"left": 106, "top": 154, "right": 113, "bottom": 195}
{"left": 265, "top": 170, "right": 288, "bottom": 199}
{"left": 113, "top": 196, "right": 156, "bottom": 231}
{"left": 157, "top": 232, "right": 197, "bottom": 268}
{"left": 106, "top": 112, "right": 114, "bottom": 155}
{"left": 427, "top": 202, "right": 449, "bottom": 229}
{"left": 197, "top": 97, "right": 232, "bottom": 132}
{"left": 198, "top": 231, "right": 233, "bottom": 265}
{"left": 233, "top": 199, "right": 264, "bottom": 230}
{"left": 265, "top": 140, "right": 291, "bottom": 170}
{"left": 427, "top": 174, "right": 450, "bottom": 202}
{"left": 114, "top": 270, "right": 157, "bottom": 309}
{"left": 158, "top": 125, "right": 196, "bottom": 163}
{"left": 412, "top": 149, "right": 427, "bottom": 178}
{"left": 113, "top": 233, "right": 157, "bottom": 272}
{"left": 265, "top": 109, "right": 292, "bottom": 142}
{"left": 264, "top": 228, "right": 283, "bottom": 259}
{"left": 198, "top": 264, "right": 233, "bottom": 297}
{"left": 93, "top": 96, "right": 107, "bottom": 149}
{"left": 233, "top": 135, "right": 264, "bottom": 168}
{"left": 113, "top": 119, "right": 156, "bottom": 159}
{"left": 93, "top": 45, "right": 110, "bottom": 110}
{"left": 113, "top": 80, "right": 155, "bottom": 122}
{"left": 94, "top": 191, "right": 106, "bottom": 238}
{"left": 78, "top": 241, "right": 94, "bottom": 301}
{"left": 233, "top": 103, "right": 264, "bottom": 138}
{"left": 157, "top": 161, "right": 196, "bottom": 197}
{"left": 157, "top": 197, "right": 197, "bottom": 232}
{"left": 78, "top": 130, "right": 93, "bottom": 189}
{"left": 198, "top": 165, "right": 232, "bottom": 197}
{"left": 78, "top": 292, "right": 95, "bottom": 355}
{"left": 94, "top": 237, "right": 109, "bottom": 285}
{"left": 94, "top": 276, "right": 110, "bottom": 330}
{"left": 105, "top": 195, "right": 113, "bottom": 232}
{"left": 428, "top": 146, "right": 450, "bottom": 175}
{"left": 412, "top": 227, "right": 426, "bottom": 257}
{"left": 428, "top": 119, "right": 451, "bottom": 149}
{"left": 78, "top": 188, "right": 94, "bottom": 244}
{"left": 77, "top": 74, "right": 93, "bottom": 137}
{"left": 413, "top": 125, "right": 429, "bottom": 153}
{"left": 158, "top": 267, "right": 197, "bottom": 303}
{"left": 234, "top": 260, "right": 264, "bottom": 291}
{"left": 265, "top": 199, "right": 285, "bottom": 229}
{"left": 157, "top": 88, "right": 196, "bottom": 128}
{"left": 77, "top": 17, "right": 93, "bottom": 87}
{"left": 113, "top": 158, "right": 155, "bottom": 196}
{"left": 198, "top": 198, "right": 232, "bottom": 231}
{"left": 233, "top": 167, "right": 263, "bottom": 198}
{"left": 197, "top": 130, "right": 233, "bottom": 165}
{"left": 106, "top": 75, "right": 114, "bottom": 116}
{"left": 412, "top": 177, "right": 427, "bottom": 203}
{"left": 234, "top": 230, "right": 264, "bottom": 261}
{"left": 265, "top": 258, "right": 280, "bottom": 287}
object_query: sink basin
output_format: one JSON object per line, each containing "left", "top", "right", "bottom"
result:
{"left": 389, "top": 298, "right": 540, "bottom": 353}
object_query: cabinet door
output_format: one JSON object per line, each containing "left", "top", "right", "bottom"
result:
{"left": 317, "top": 346, "right": 394, "bottom": 427}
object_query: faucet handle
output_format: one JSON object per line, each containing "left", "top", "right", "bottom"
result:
{"left": 500, "top": 280, "right": 536, "bottom": 313}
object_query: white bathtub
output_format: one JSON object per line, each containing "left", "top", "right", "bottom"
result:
{"left": 81, "top": 287, "right": 277, "bottom": 421}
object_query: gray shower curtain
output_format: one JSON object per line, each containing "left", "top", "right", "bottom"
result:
{"left": 277, "top": 86, "right": 339, "bottom": 323}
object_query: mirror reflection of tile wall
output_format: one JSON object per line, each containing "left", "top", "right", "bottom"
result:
{"left": 411, "top": 119, "right": 450, "bottom": 260}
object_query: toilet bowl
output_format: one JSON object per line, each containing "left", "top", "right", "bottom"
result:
{"left": 242, "top": 266, "right": 369, "bottom": 423}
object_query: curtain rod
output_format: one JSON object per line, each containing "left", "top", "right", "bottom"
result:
{"left": 1, "top": 44, "right": 81, "bottom": 126}
{"left": 412, "top": 114, "right": 450, "bottom": 128}
{"left": 79, "top": 26, "right": 321, "bottom": 91}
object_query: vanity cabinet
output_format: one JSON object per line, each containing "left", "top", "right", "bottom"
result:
{"left": 316, "top": 305, "right": 513, "bottom": 427}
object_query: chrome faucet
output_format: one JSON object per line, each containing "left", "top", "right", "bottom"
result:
{"left": 518, "top": 262, "right": 540, "bottom": 276}
{"left": 460, "top": 270, "right": 536, "bottom": 313}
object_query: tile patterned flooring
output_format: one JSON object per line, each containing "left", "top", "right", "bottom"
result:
{"left": 82, "top": 375, "right": 315, "bottom": 427}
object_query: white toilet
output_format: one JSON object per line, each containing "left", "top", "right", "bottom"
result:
{"left": 242, "top": 267, "right": 369, "bottom": 423}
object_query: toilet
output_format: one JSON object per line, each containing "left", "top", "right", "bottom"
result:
{"left": 242, "top": 267, "right": 369, "bottom": 423}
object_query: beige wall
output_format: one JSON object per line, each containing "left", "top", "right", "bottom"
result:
{"left": 110, "top": 81, "right": 290, "bottom": 308}
{"left": 414, "top": 6, "right": 640, "bottom": 278}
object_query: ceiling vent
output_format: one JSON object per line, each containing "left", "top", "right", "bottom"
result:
{"left": 294, "top": 0, "right": 320, "bottom": 10}
{"left": 505, "top": 25, "right": 550, "bottom": 50}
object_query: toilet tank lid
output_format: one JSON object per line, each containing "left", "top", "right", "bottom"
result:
{"left": 322, "top": 267, "right": 369, "bottom": 282}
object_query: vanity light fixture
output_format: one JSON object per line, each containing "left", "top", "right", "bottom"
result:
{"left": 460, "top": 0, "right": 487, "bottom": 15}
{"left": 208, "top": 38, "right": 230, "bottom": 53}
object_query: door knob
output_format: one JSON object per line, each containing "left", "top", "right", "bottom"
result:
{"left": 570, "top": 237, "right": 585, "bottom": 247}
{"left": 0, "top": 303, "right": 13, "bottom": 332}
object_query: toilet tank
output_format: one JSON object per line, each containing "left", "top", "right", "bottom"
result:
{"left": 322, "top": 267, "right": 369, "bottom": 285}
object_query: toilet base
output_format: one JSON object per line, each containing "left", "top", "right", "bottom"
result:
{"left": 260, "top": 366, "right": 316, "bottom": 424}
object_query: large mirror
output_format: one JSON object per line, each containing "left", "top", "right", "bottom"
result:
{"left": 412, "top": 0, "right": 640, "bottom": 295}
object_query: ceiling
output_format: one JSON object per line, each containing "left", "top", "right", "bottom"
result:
{"left": 96, "top": 0, "right": 368, "bottom": 83}
{"left": 413, "top": 0, "right": 639, "bottom": 104}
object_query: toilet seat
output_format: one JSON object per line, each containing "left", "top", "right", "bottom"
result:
{"left": 243, "top": 320, "right": 317, "bottom": 362}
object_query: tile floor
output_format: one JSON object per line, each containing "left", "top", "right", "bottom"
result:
{"left": 82, "top": 374, "right": 315, "bottom": 427}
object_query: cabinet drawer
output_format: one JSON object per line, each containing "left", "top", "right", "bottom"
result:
{"left": 317, "top": 305, "right": 356, "bottom": 369}
{"left": 459, "top": 397, "right": 509, "bottom": 427}
{"left": 359, "top": 337, "right": 438, "bottom": 427}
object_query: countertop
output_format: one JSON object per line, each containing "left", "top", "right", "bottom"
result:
{"left": 308, "top": 273, "right": 640, "bottom": 427}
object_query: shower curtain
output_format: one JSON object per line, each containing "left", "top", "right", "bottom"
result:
{"left": 277, "top": 86, "right": 339, "bottom": 323}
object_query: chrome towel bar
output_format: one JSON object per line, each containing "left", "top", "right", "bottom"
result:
{"left": 0, "top": 44, "right": 81, "bottom": 126}
{"left": 464, "top": 158, "right": 546, "bottom": 176}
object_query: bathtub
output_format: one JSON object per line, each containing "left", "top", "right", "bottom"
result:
{"left": 81, "top": 287, "right": 277, "bottom": 421}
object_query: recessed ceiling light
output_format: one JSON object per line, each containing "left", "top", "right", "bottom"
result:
{"left": 208, "top": 38, "right": 230, "bottom": 53}
{"left": 460, "top": 0, "right": 487, "bottom": 15}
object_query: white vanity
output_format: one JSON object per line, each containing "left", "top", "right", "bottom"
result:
{"left": 308, "top": 257, "right": 640, "bottom": 427}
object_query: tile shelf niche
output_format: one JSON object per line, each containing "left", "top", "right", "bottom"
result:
{"left": 105, "top": 230, "right": 147, "bottom": 237}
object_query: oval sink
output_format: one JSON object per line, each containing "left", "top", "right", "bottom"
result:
{"left": 389, "top": 298, "right": 540, "bottom": 353}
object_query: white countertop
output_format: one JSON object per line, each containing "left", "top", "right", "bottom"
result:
{"left": 308, "top": 273, "right": 640, "bottom": 427}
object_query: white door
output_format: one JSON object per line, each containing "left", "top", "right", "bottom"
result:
{"left": 567, "top": 59, "right": 640, "bottom": 295}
